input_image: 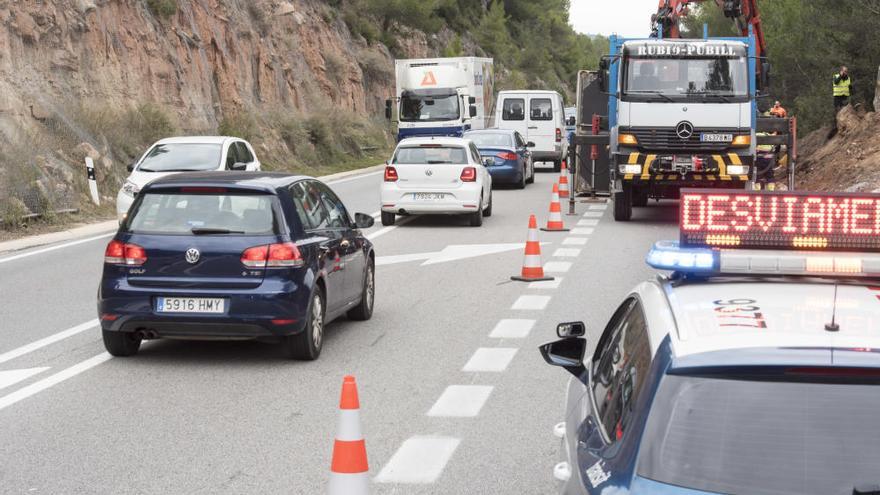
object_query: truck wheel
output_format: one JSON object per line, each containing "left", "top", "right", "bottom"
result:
{"left": 632, "top": 188, "right": 649, "bottom": 207}
{"left": 381, "top": 211, "right": 395, "bottom": 226}
{"left": 614, "top": 185, "right": 633, "bottom": 221}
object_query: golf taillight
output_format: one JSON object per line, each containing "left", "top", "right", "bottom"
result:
{"left": 460, "top": 167, "right": 477, "bottom": 182}
{"left": 556, "top": 128, "right": 562, "bottom": 142}
{"left": 241, "top": 242, "right": 303, "bottom": 269}
{"left": 496, "top": 152, "right": 517, "bottom": 161}
{"left": 384, "top": 166, "right": 399, "bottom": 182}
{"left": 104, "top": 240, "right": 147, "bottom": 266}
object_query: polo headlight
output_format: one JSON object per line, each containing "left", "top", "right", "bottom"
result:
{"left": 122, "top": 180, "right": 140, "bottom": 197}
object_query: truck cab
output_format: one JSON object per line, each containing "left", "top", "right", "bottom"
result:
{"left": 387, "top": 57, "right": 494, "bottom": 142}
{"left": 604, "top": 37, "right": 760, "bottom": 221}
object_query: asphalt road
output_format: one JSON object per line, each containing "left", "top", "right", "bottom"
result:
{"left": 0, "top": 169, "right": 677, "bottom": 494}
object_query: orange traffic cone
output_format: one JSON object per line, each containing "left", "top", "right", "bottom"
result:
{"left": 558, "top": 161, "right": 570, "bottom": 199}
{"left": 541, "top": 183, "right": 570, "bottom": 232}
{"left": 512, "top": 215, "right": 554, "bottom": 282}
{"left": 328, "top": 376, "right": 369, "bottom": 495}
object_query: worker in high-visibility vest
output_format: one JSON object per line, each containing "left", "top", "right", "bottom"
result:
{"left": 769, "top": 101, "right": 787, "bottom": 119}
{"left": 833, "top": 66, "right": 852, "bottom": 113}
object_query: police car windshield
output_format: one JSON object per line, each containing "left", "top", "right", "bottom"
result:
{"left": 638, "top": 374, "right": 880, "bottom": 494}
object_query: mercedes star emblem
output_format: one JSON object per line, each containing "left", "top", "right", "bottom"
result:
{"left": 185, "top": 248, "right": 201, "bottom": 264}
{"left": 676, "top": 121, "right": 694, "bottom": 140}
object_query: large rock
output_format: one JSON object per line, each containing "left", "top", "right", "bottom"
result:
{"left": 75, "top": 142, "right": 101, "bottom": 161}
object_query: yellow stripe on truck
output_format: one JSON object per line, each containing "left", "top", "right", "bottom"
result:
{"left": 628, "top": 153, "right": 640, "bottom": 164}
{"left": 641, "top": 154, "right": 656, "bottom": 179}
{"left": 728, "top": 153, "right": 742, "bottom": 165}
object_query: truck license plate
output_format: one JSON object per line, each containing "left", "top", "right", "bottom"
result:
{"left": 413, "top": 193, "right": 445, "bottom": 201}
{"left": 156, "top": 297, "right": 225, "bottom": 314}
{"left": 700, "top": 133, "right": 734, "bottom": 143}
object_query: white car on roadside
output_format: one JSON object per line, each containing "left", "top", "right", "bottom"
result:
{"left": 116, "top": 136, "right": 261, "bottom": 221}
{"left": 381, "top": 137, "right": 493, "bottom": 227}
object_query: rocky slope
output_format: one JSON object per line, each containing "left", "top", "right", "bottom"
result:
{"left": 797, "top": 105, "right": 880, "bottom": 193}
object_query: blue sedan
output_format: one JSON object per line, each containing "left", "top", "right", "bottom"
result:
{"left": 464, "top": 129, "right": 535, "bottom": 189}
{"left": 97, "top": 172, "right": 376, "bottom": 360}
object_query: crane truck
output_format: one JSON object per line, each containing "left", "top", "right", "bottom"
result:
{"left": 570, "top": 0, "right": 796, "bottom": 221}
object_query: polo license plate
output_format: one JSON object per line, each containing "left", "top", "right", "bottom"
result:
{"left": 156, "top": 297, "right": 225, "bottom": 314}
{"left": 413, "top": 193, "right": 446, "bottom": 201}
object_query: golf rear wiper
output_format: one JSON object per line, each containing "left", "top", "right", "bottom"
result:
{"left": 191, "top": 227, "right": 244, "bottom": 235}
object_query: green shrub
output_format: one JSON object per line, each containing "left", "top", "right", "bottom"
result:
{"left": 218, "top": 112, "right": 258, "bottom": 142}
{"left": 146, "top": 0, "right": 177, "bottom": 18}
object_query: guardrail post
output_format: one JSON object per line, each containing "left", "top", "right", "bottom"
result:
{"left": 85, "top": 157, "right": 100, "bottom": 206}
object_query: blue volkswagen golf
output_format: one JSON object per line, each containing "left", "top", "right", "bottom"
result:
{"left": 464, "top": 129, "right": 535, "bottom": 188}
{"left": 98, "top": 172, "right": 375, "bottom": 360}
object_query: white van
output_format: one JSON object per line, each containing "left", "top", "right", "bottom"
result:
{"left": 494, "top": 90, "right": 568, "bottom": 172}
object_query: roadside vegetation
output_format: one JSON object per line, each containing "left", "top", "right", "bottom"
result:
{"left": 683, "top": 0, "right": 880, "bottom": 132}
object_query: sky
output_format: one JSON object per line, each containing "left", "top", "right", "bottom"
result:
{"left": 569, "top": 0, "right": 660, "bottom": 37}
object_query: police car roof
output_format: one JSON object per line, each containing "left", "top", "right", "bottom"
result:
{"left": 658, "top": 279, "right": 880, "bottom": 364}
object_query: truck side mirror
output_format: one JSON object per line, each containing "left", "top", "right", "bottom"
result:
{"left": 598, "top": 57, "right": 611, "bottom": 93}
{"left": 468, "top": 96, "right": 476, "bottom": 105}
{"left": 469, "top": 105, "right": 477, "bottom": 118}
{"left": 761, "top": 62, "right": 771, "bottom": 92}
{"left": 385, "top": 99, "right": 393, "bottom": 120}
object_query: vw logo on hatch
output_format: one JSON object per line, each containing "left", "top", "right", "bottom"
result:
{"left": 676, "top": 121, "right": 694, "bottom": 140}
{"left": 185, "top": 248, "right": 201, "bottom": 264}
{"left": 425, "top": 169, "right": 433, "bottom": 177}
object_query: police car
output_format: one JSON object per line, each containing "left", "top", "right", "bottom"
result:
{"left": 542, "top": 189, "right": 880, "bottom": 495}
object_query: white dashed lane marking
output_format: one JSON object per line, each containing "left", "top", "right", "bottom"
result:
{"left": 489, "top": 319, "right": 536, "bottom": 338}
{"left": 588, "top": 204, "right": 609, "bottom": 210}
{"left": 552, "top": 248, "right": 581, "bottom": 258}
{"left": 582, "top": 211, "right": 603, "bottom": 218}
{"left": 462, "top": 348, "right": 518, "bottom": 372}
{"left": 528, "top": 278, "right": 562, "bottom": 290}
{"left": 375, "top": 436, "right": 461, "bottom": 484}
{"left": 577, "top": 219, "right": 599, "bottom": 227}
{"left": 562, "top": 237, "right": 589, "bottom": 246}
{"left": 544, "top": 261, "right": 572, "bottom": 273}
{"left": 511, "top": 295, "right": 551, "bottom": 310}
{"left": 427, "top": 385, "right": 494, "bottom": 417}
{"left": 570, "top": 227, "right": 594, "bottom": 235}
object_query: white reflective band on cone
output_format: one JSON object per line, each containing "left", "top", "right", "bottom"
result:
{"left": 328, "top": 472, "right": 369, "bottom": 495}
{"left": 523, "top": 255, "right": 542, "bottom": 267}
{"left": 335, "top": 410, "right": 363, "bottom": 442}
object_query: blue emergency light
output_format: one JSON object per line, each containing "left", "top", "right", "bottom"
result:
{"left": 646, "top": 241, "right": 718, "bottom": 272}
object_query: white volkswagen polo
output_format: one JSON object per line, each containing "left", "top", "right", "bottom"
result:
{"left": 381, "top": 137, "right": 493, "bottom": 227}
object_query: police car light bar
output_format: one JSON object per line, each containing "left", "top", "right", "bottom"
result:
{"left": 647, "top": 241, "right": 880, "bottom": 277}
{"left": 680, "top": 189, "right": 880, "bottom": 252}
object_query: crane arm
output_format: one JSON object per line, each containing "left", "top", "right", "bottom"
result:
{"left": 652, "top": 0, "right": 767, "bottom": 62}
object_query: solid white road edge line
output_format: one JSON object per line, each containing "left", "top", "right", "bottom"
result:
{"left": 366, "top": 215, "right": 416, "bottom": 240}
{"left": 324, "top": 169, "right": 384, "bottom": 186}
{"left": 375, "top": 436, "right": 461, "bottom": 484}
{"left": 0, "top": 319, "right": 98, "bottom": 365}
{"left": 0, "top": 352, "right": 111, "bottom": 412}
{"left": 0, "top": 233, "right": 113, "bottom": 265}
{"left": 0, "top": 367, "right": 50, "bottom": 391}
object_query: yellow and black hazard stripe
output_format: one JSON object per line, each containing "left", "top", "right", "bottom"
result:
{"left": 619, "top": 153, "right": 751, "bottom": 182}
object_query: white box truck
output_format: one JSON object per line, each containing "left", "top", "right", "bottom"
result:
{"left": 386, "top": 57, "right": 494, "bottom": 141}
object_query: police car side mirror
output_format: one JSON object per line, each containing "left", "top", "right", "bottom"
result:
{"left": 557, "top": 321, "right": 586, "bottom": 338}
{"left": 540, "top": 337, "right": 588, "bottom": 384}
{"left": 354, "top": 212, "right": 375, "bottom": 229}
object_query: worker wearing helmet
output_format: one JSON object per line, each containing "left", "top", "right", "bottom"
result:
{"left": 769, "top": 101, "right": 787, "bottom": 119}
{"left": 833, "top": 66, "right": 852, "bottom": 113}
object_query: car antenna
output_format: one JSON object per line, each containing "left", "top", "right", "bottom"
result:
{"left": 824, "top": 283, "right": 840, "bottom": 332}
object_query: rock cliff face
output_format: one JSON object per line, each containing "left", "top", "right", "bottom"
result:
{"left": 0, "top": 0, "right": 402, "bottom": 132}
